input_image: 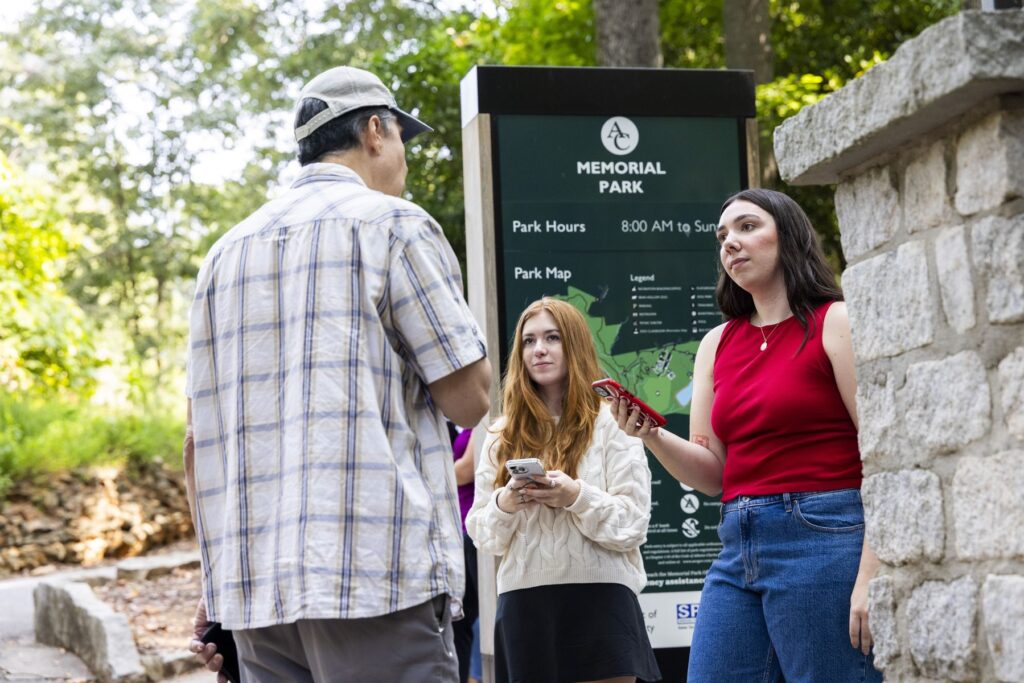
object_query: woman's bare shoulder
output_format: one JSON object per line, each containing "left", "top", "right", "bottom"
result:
{"left": 822, "top": 301, "right": 851, "bottom": 343}
{"left": 697, "top": 322, "right": 729, "bottom": 358}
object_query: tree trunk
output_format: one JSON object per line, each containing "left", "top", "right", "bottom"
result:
{"left": 723, "top": 0, "right": 775, "bottom": 186}
{"left": 723, "top": 0, "right": 773, "bottom": 84}
{"left": 593, "top": 0, "right": 662, "bottom": 67}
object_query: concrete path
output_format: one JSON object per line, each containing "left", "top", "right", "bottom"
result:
{"left": 0, "top": 569, "right": 111, "bottom": 681}
{"left": 0, "top": 567, "right": 209, "bottom": 682}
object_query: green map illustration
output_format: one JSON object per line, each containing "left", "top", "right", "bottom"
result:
{"left": 557, "top": 286, "right": 700, "bottom": 416}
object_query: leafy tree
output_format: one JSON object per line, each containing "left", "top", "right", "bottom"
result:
{"left": 492, "top": 1, "right": 595, "bottom": 66}
{"left": 180, "top": 0, "right": 602, "bottom": 265}
{"left": 660, "top": 0, "right": 725, "bottom": 69}
{"left": 2, "top": 1, "right": 166, "bottom": 394}
{"left": 656, "top": 0, "right": 961, "bottom": 267}
{"left": 0, "top": 153, "right": 99, "bottom": 396}
{"left": 756, "top": 0, "right": 961, "bottom": 268}
{"left": 179, "top": 1, "right": 470, "bottom": 262}
{"left": 0, "top": 0, "right": 965, "bottom": 405}
{"left": 0, "top": 0, "right": 280, "bottom": 402}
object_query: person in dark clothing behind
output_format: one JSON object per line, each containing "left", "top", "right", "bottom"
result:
{"left": 450, "top": 424, "right": 479, "bottom": 683}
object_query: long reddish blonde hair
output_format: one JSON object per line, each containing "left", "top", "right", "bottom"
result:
{"left": 492, "top": 298, "right": 603, "bottom": 487}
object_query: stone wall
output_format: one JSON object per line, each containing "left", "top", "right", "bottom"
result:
{"left": 0, "top": 459, "right": 193, "bottom": 575}
{"left": 775, "top": 10, "right": 1024, "bottom": 682}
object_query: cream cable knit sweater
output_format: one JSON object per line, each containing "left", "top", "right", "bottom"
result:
{"left": 466, "top": 404, "right": 652, "bottom": 596}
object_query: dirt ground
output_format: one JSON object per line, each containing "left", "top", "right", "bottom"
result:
{"left": 91, "top": 540, "right": 201, "bottom": 655}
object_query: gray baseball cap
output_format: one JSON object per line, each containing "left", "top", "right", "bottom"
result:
{"left": 294, "top": 66, "right": 433, "bottom": 144}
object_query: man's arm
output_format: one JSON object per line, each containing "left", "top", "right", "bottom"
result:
{"left": 388, "top": 220, "right": 492, "bottom": 426}
{"left": 183, "top": 399, "right": 198, "bottom": 522}
{"left": 428, "top": 357, "right": 492, "bottom": 428}
{"left": 184, "top": 399, "right": 227, "bottom": 681}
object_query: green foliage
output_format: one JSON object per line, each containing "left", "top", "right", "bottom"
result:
{"left": 359, "top": 9, "right": 499, "bottom": 261}
{"left": 771, "top": 0, "right": 962, "bottom": 81}
{"left": 661, "top": 0, "right": 725, "bottom": 69}
{"left": 0, "top": 0, "right": 219, "bottom": 401}
{"left": 754, "top": 72, "right": 846, "bottom": 267}
{"left": 0, "top": 391, "right": 183, "bottom": 491}
{"left": 180, "top": 1, "right": 475, "bottom": 261}
{"left": 0, "top": 0, "right": 967, "bottom": 488}
{"left": 757, "top": 0, "right": 959, "bottom": 268}
{"left": 180, "top": 0, "right": 595, "bottom": 263}
{"left": 0, "top": 394, "right": 66, "bottom": 488}
{"left": 493, "top": 0, "right": 596, "bottom": 66}
{"left": 0, "top": 154, "right": 101, "bottom": 396}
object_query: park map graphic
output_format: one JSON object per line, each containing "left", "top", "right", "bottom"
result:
{"left": 557, "top": 286, "right": 699, "bottom": 416}
{"left": 556, "top": 284, "right": 723, "bottom": 601}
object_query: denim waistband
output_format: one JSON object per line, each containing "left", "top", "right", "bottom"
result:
{"left": 722, "top": 488, "right": 860, "bottom": 512}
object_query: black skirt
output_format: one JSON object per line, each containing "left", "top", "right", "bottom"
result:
{"left": 494, "top": 583, "right": 661, "bottom": 683}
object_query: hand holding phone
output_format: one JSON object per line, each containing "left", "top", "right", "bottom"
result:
{"left": 200, "top": 622, "right": 241, "bottom": 683}
{"left": 505, "top": 457, "right": 547, "bottom": 487}
{"left": 591, "top": 378, "right": 667, "bottom": 428}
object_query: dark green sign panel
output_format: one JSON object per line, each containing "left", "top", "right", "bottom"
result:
{"left": 494, "top": 113, "right": 743, "bottom": 648}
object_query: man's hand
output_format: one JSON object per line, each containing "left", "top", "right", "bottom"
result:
{"left": 189, "top": 598, "right": 228, "bottom": 682}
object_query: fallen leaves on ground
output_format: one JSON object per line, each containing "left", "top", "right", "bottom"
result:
{"left": 93, "top": 565, "right": 200, "bottom": 655}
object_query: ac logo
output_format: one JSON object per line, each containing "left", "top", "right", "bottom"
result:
{"left": 601, "top": 116, "right": 639, "bottom": 156}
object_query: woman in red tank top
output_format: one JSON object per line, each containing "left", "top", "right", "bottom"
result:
{"left": 612, "top": 189, "right": 882, "bottom": 682}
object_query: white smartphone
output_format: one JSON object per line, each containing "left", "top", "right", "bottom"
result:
{"left": 505, "top": 458, "right": 546, "bottom": 485}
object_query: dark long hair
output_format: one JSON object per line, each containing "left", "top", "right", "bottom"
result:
{"left": 715, "top": 188, "right": 842, "bottom": 349}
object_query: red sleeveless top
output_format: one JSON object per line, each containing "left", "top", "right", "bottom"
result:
{"left": 711, "top": 300, "right": 862, "bottom": 502}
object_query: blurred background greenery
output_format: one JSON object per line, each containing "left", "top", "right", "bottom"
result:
{"left": 0, "top": 0, "right": 961, "bottom": 494}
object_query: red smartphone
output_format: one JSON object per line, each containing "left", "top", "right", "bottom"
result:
{"left": 591, "top": 378, "right": 668, "bottom": 428}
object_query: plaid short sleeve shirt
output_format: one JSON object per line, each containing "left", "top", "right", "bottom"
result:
{"left": 186, "top": 163, "right": 486, "bottom": 629}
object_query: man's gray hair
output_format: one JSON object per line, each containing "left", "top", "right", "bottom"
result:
{"left": 295, "top": 101, "right": 395, "bottom": 166}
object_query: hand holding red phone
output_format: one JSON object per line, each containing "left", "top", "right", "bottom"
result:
{"left": 613, "top": 396, "right": 659, "bottom": 439}
{"left": 591, "top": 378, "right": 667, "bottom": 430}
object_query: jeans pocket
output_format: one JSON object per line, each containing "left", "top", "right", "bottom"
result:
{"left": 431, "top": 594, "right": 448, "bottom": 633}
{"left": 717, "top": 508, "right": 738, "bottom": 543}
{"left": 792, "top": 490, "right": 865, "bottom": 533}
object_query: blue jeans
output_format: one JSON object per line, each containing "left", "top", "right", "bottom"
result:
{"left": 688, "top": 489, "right": 882, "bottom": 683}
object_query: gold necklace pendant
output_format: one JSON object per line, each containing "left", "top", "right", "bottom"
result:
{"left": 758, "top": 321, "right": 781, "bottom": 351}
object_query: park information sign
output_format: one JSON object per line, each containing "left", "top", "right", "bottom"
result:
{"left": 462, "top": 65, "right": 755, "bottom": 669}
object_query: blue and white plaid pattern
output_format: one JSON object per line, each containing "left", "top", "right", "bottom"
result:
{"left": 186, "top": 163, "right": 486, "bottom": 630}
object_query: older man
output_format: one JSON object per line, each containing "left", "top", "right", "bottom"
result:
{"left": 184, "top": 66, "right": 490, "bottom": 682}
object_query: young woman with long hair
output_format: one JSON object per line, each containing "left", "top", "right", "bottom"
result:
{"left": 466, "top": 298, "right": 660, "bottom": 683}
{"left": 613, "top": 188, "right": 881, "bottom": 682}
